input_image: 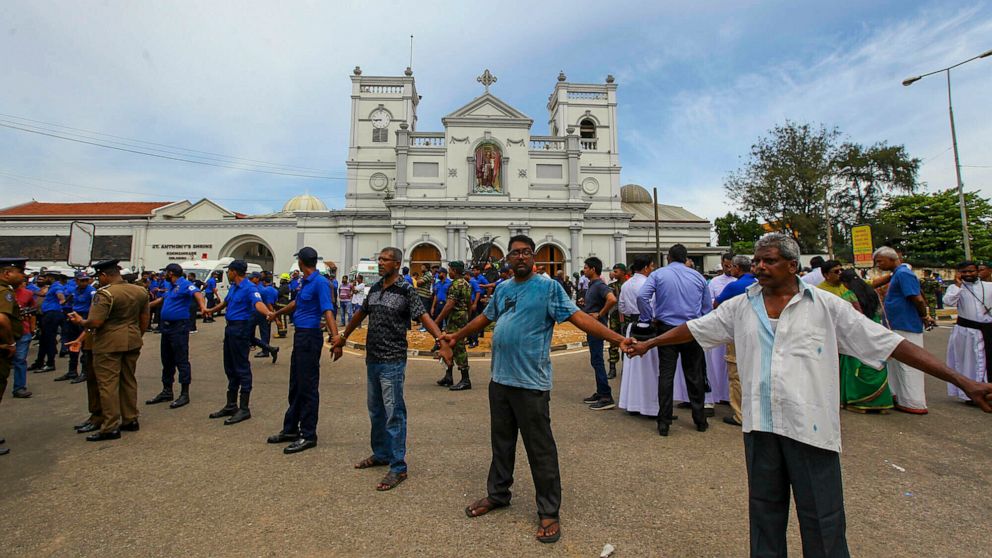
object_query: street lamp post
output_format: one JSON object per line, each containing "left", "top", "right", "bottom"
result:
{"left": 902, "top": 48, "right": 992, "bottom": 261}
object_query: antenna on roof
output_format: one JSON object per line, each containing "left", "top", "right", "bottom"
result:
{"left": 409, "top": 35, "right": 414, "bottom": 71}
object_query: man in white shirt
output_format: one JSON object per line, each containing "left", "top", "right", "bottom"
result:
{"left": 628, "top": 233, "right": 992, "bottom": 558}
{"left": 943, "top": 260, "right": 992, "bottom": 402}
{"left": 801, "top": 256, "right": 825, "bottom": 286}
{"left": 618, "top": 255, "right": 658, "bottom": 415}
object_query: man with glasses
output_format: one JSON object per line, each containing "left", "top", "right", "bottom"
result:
{"left": 441, "top": 235, "right": 634, "bottom": 544}
{"left": 332, "top": 247, "right": 449, "bottom": 491}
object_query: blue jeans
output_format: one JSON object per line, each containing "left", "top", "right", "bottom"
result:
{"left": 13, "top": 332, "right": 32, "bottom": 391}
{"left": 339, "top": 300, "right": 353, "bottom": 325}
{"left": 366, "top": 360, "right": 408, "bottom": 474}
{"left": 587, "top": 334, "right": 611, "bottom": 398}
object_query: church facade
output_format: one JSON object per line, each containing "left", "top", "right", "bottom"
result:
{"left": 0, "top": 68, "right": 720, "bottom": 274}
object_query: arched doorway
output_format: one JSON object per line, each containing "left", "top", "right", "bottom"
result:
{"left": 488, "top": 245, "right": 504, "bottom": 261}
{"left": 410, "top": 243, "right": 442, "bottom": 272}
{"left": 535, "top": 244, "right": 565, "bottom": 276}
{"left": 221, "top": 235, "right": 275, "bottom": 272}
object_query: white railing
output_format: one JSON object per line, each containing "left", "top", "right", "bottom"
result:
{"left": 567, "top": 91, "right": 607, "bottom": 100}
{"left": 360, "top": 84, "right": 403, "bottom": 94}
{"left": 580, "top": 139, "right": 598, "bottom": 150}
{"left": 529, "top": 137, "right": 565, "bottom": 151}
{"left": 409, "top": 133, "right": 445, "bottom": 147}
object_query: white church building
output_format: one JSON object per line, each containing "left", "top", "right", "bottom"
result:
{"left": 0, "top": 68, "right": 720, "bottom": 274}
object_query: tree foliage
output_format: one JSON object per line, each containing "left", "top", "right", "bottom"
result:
{"left": 877, "top": 188, "right": 992, "bottom": 267}
{"left": 713, "top": 212, "right": 764, "bottom": 254}
{"left": 831, "top": 142, "right": 920, "bottom": 229}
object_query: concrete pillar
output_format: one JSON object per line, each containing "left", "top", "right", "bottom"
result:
{"left": 613, "top": 232, "right": 625, "bottom": 265}
{"left": 343, "top": 231, "right": 355, "bottom": 274}
{"left": 393, "top": 224, "right": 406, "bottom": 259}
{"left": 459, "top": 227, "right": 469, "bottom": 261}
{"left": 569, "top": 225, "right": 582, "bottom": 275}
{"left": 395, "top": 123, "right": 410, "bottom": 198}
{"left": 566, "top": 127, "right": 580, "bottom": 200}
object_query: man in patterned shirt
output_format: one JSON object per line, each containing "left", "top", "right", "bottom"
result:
{"left": 333, "top": 247, "right": 450, "bottom": 491}
{"left": 435, "top": 260, "right": 473, "bottom": 391}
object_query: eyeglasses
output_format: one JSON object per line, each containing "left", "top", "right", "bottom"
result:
{"left": 507, "top": 249, "right": 534, "bottom": 258}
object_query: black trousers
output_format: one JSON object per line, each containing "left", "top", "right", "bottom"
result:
{"left": 744, "top": 432, "right": 849, "bottom": 558}
{"left": 655, "top": 321, "right": 707, "bottom": 427}
{"left": 282, "top": 328, "right": 322, "bottom": 440}
{"left": 222, "top": 320, "right": 253, "bottom": 394}
{"left": 252, "top": 314, "right": 273, "bottom": 353}
{"left": 36, "top": 311, "right": 64, "bottom": 367}
{"left": 160, "top": 320, "right": 192, "bottom": 387}
{"left": 487, "top": 381, "right": 561, "bottom": 519}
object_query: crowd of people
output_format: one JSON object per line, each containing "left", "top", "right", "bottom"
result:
{"left": 1, "top": 232, "right": 991, "bottom": 552}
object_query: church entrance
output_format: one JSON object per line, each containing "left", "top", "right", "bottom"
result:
{"left": 409, "top": 243, "right": 442, "bottom": 271}
{"left": 535, "top": 244, "right": 565, "bottom": 276}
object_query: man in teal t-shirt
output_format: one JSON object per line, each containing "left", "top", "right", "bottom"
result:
{"left": 441, "top": 234, "right": 633, "bottom": 545}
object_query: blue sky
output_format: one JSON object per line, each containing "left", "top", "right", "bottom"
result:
{"left": 1, "top": 1, "right": 989, "bottom": 224}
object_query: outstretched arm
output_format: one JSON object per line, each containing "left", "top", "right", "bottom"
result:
{"left": 628, "top": 323, "right": 695, "bottom": 357}
{"left": 890, "top": 340, "right": 992, "bottom": 411}
{"left": 568, "top": 310, "right": 629, "bottom": 348}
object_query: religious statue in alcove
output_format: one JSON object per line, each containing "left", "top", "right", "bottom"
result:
{"left": 474, "top": 143, "right": 502, "bottom": 193}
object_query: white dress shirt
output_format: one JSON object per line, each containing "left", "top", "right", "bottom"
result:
{"left": 801, "top": 267, "right": 824, "bottom": 286}
{"left": 943, "top": 281, "right": 992, "bottom": 323}
{"left": 709, "top": 273, "right": 736, "bottom": 306}
{"left": 619, "top": 273, "right": 648, "bottom": 316}
{"left": 686, "top": 279, "right": 903, "bottom": 452}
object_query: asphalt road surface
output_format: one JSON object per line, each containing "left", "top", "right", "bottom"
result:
{"left": 2, "top": 324, "right": 990, "bottom": 557}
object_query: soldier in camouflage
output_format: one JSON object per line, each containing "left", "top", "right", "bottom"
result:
{"left": 435, "top": 261, "right": 473, "bottom": 391}
{"left": 607, "top": 263, "right": 627, "bottom": 379}
{"left": 921, "top": 270, "right": 942, "bottom": 318}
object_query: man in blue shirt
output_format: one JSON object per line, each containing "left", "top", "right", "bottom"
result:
{"left": 205, "top": 260, "right": 273, "bottom": 425}
{"left": 55, "top": 272, "right": 96, "bottom": 382}
{"left": 203, "top": 271, "right": 220, "bottom": 323}
{"left": 146, "top": 263, "right": 208, "bottom": 409}
{"left": 431, "top": 268, "right": 452, "bottom": 328}
{"left": 467, "top": 265, "right": 491, "bottom": 349}
{"left": 715, "top": 256, "right": 757, "bottom": 307}
{"left": 267, "top": 247, "right": 340, "bottom": 454}
{"left": 248, "top": 273, "right": 279, "bottom": 362}
{"left": 29, "top": 271, "right": 66, "bottom": 373}
{"left": 440, "top": 234, "right": 634, "bottom": 544}
{"left": 637, "top": 243, "right": 713, "bottom": 436}
{"left": 874, "top": 246, "right": 934, "bottom": 413}
{"left": 148, "top": 272, "right": 166, "bottom": 332}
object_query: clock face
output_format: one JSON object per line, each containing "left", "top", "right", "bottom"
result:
{"left": 370, "top": 109, "right": 391, "bottom": 129}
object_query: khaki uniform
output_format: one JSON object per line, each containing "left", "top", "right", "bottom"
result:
{"left": 0, "top": 279, "right": 24, "bottom": 403}
{"left": 88, "top": 282, "right": 149, "bottom": 433}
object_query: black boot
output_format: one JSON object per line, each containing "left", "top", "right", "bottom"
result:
{"left": 224, "top": 392, "right": 252, "bottom": 425}
{"left": 169, "top": 385, "right": 190, "bottom": 409}
{"left": 607, "top": 362, "right": 617, "bottom": 380}
{"left": 146, "top": 386, "right": 174, "bottom": 405}
{"left": 436, "top": 367, "right": 453, "bottom": 387}
{"left": 269, "top": 346, "right": 279, "bottom": 364}
{"left": 209, "top": 390, "right": 238, "bottom": 419}
{"left": 450, "top": 370, "right": 472, "bottom": 391}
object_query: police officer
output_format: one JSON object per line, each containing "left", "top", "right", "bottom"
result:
{"left": 28, "top": 271, "right": 66, "bottom": 373}
{"left": 0, "top": 257, "right": 29, "bottom": 455}
{"left": 248, "top": 272, "right": 279, "bottom": 362}
{"left": 435, "top": 261, "right": 473, "bottom": 390}
{"left": 266, "top": 247, "right": 340, "bottom": 454}
{"left": 146, "top": 263, "right": 208, "bottom": 409}
{"left": 203, "top": 271, "right": 220, "bottom": 322}
{"left": 67, "top": 260, "right": 150, "bottom": 442}
{"left": 204, "top": 260, "right": 272, "bottom": 425}
{"left": 55, "top": 271, "right": 96, "bottom": 382}
{"left": 274, "top": 274, "right": 292, "bottom": 338}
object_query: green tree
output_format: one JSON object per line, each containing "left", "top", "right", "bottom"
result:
{"left": 713, "top": 212, "right": 764, "bottom": 254}
{"left": 830, "top": 141, "right": 921, "bottom": 229}
{"left": 877, "top": 188, "right": 992, "bottom": 266}
{"left": 725, "top": 121, "right": 839, "bottom": 252}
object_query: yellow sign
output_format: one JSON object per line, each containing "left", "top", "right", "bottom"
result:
{"left": 851, "top": 224, "right": 873, "bottom": 268}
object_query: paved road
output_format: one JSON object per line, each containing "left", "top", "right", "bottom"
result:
{"left": 1, "top": 324, "right": 989, "bottom": 556}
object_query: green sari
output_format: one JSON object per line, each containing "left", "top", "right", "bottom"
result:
{"left": 818, "top": 282, "right": 894, "bottom": 412}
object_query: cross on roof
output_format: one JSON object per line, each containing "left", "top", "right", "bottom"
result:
{"left": 477, "top": 69, "right": 497, "bottom": 93}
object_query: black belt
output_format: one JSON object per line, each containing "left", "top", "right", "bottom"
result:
{"left": 957, "top": 317, "right": 992, "bottom": 376}
{"left": 624, "top": 314, "right": 639, "bottom": 323}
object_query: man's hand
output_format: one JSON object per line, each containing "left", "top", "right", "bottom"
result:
{"left": 66, "top": 339, "right": 82, "bottom": 353}
{"left": 626, "top": 339, "right": 651, "bottom": 358}
{"left": 954, "top": 272, "right": 962, "bottom": 288}
{"left": 962, "top": 379, "right": 992, "bottom": 412}
{"left": 266, "top": 312, "right": 277, "bottom": 323}
{"left": 619, "top": 337, "right": 637, "bottom": 355}
{"left": 922, "top": 315, "right": 937, "bottom": 330}
{"left": 67, "top": 312, "right": 83, "bottom": 326}
{"left": 437, "top": 338, "right": 453, "bottom": 366}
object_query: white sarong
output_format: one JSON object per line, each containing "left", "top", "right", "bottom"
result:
{"left": 619, "top": 324, "right": 661, "bottom": 416}
{"left": 946, "top": 325, "right": 987, "bottom": 400}
{"left": 888, "top": 330, "right": 927, "bottom": 410}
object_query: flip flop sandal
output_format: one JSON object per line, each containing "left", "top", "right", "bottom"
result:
{"left": 536, "top": 520, "right": 561, "bottom": 544}
{"left": 464, "top": 497, "right": 507, "bottom": 518}
{"left": 376, "top": 471, "right": 407, "bottom": 491}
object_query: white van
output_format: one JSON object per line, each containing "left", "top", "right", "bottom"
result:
{"left": 177, "top": 257, "right": 262, "bottom": 295}
{"left": 349, "top": 259, "right": 380, "bottom": 285}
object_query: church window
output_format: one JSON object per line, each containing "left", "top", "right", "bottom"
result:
{"left": 579, "top": 119, "right": 596, "bottom": 139}
{"left": 372, "top": 127, "right": 389, "bottom": 143}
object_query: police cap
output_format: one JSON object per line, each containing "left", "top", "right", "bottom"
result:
{"left": 226, "top": 260, "right": 248, "bottom": 274}
{"left": 612, "top": 263, "right": 627, "bottom": 272}
{"left": 164, "top": 263, "right": 184, "bottom": 276}
{"left": 293, "top": 246, "right": 318, "bottom": 260}
{"left": 0, "top": 258, "right": 27, "bottom": 271}
{"left": 248, "top": 272, "right": 261, "bottom": 280}
{"left": 91, "top": 260, "right": 121, "bottom": 274}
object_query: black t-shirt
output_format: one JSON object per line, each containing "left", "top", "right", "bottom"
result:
{"left": 361, "top": 278, "right": 426, "bottom": 363}
{"left": 583, "top": 278, "right": 610, "bottom": 323}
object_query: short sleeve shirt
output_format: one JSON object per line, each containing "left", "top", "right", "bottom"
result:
{"left": 293, "top": 271, "right": 334, "bottom": 328}
{"left": 41, "top": 283, "right": 64, "bottom": 313}
{"left": 484, "top": 274, "right": 579, "bottom": 391}
{"left": 885, "top": 264, "right": 923, "bottom": 333}
{"left": 583, "top": 278, "right": 611, "bottom": 323}
{"left": 261, "top": 285, "right": 279, "bottom": 306}
{"left": 361, "top": 278, "right": 426, "bottom": 363}
{"left": 205, "top": 277, "right": 217, "bottom": 294}
{"left": 434, "top": 278, "right": 452, "bottom": 302}
{"left": 71, "top": 284, "right": 97, "bottom": 314}
{"left": 161, "top": 277, "right": 200, "bottom": 321}
{"left": 224, "top": 278, "right": 263, "bottom": 321}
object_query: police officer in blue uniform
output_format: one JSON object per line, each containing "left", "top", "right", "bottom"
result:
{"left": 248, "top": 272, "right": 279, "bottom": 362}
{"left": 146, "top": 263, "right": 208, "bottom": 409}
{"left": 267, "top": 247, "right": 340, "bottom": 454}
{"left": 29, "top": 271, "right": 66, "bottom": 373}
{"left": 203, "top": 271, "right": 220, "bottom": 322}
{"left": 55, "top": 271, "right": 96, "bottom": 382}
{"left": 204, "top": 260, "right": 272, "bottom": 425}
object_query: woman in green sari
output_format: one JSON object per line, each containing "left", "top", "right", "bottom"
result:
{"left": 818, "top": 262, "right": 894, "bottom": 412}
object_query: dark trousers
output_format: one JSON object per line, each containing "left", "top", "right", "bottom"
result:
{"left": 64, "top": 318, "right": 84, "bottom": 373}
{"left": 487, "top": 381, "right": 562, "bottom": 519}
{"left": 160, "top": 320, "right": 192, "bottom": 387}
{"left": 587, "top": 334, "right": 611, "bottom": 398}
{"left": 744, "top": 432, "right": 849, "bottom": 558}
{"left": 282, "top": 328, "right": 322, "bottom": 440}
{"left": 205, "top": 293, "right": 216, "bottom": 321}
{"left": 655, "top": 322, "right": 707, "bottom": 426}
{"left": 252, "top": 314, "right": 273, "bottom": 354}
{"left": 36, "top": 311, "right": 63, "bottom": 366}
{"left": 223, "top": 320, "right": 253, "bottom": 394}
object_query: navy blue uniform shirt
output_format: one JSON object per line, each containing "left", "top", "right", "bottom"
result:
{"left": 225, "top": 277, "right": 263, "bottom": 321}
{"left": 293, "top": 271, "right": 334, "bottom": 328}
{"left": 162, "top": 277, "right": 201, "bottom": 321}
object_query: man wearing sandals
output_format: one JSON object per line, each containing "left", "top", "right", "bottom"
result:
{"left": 440, "top": 234, "right": 634, "bottom": 544}
{"left": 332, "top": 247, "right": 449, "bottom": 491}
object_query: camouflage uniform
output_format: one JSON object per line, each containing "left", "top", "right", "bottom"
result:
{"left": 445, "top": 277, "right": 472, "bottom": 374}
{"left": 607, "top": 276, "right": 625, "bottom": 368}
{"left": 921, "top": 276, "right": 941, "bottom": 319}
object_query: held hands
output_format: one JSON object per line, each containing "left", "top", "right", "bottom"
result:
{"left": 436, "top": 334, "right": 455, "bottom": 366}
{"left": 623, "top": 337, "right": 651, "bottom": 358}
{"left": 329, "top": 336, "right": 345, "bottom": 362}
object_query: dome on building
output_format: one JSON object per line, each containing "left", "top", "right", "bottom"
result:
{"left": 282, "top": 193, "right": 327, "bottom": 212}
{"left": 620, "top": 184, "right": 653, "bottom": 204}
